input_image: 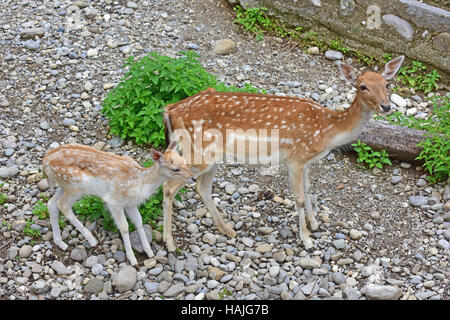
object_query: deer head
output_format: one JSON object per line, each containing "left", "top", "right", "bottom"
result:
{"left": 338, "top": 55, "right": 404, "bottom": 113}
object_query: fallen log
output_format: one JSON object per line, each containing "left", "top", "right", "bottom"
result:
{"left": 351, "top": 119, "right": 427, "bottom": 164}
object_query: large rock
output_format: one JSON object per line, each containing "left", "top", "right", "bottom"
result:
{"left": 382, "top": 14, "right": 414, "bottom": 41}
{"left": 212, "top": 39, "right": 237, "bottom": 55}
{"left": 20, "top": 27, "right": 45, "bottom": 39}
{"left": 0, "top": 166, "right": 19, "bottom": 179}
{"left": 364, "top": 284, "right": 402, "bottom": 300}
{"left": 115, "top": 265, "right": 137, "bottom": 293}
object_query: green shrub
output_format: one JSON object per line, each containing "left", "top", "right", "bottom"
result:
{"left": 397, "top": 61, "right": 441, "bottom": 93}
{"left": 352, "top": 140, "right": 392, "bottom": 169}
{"left": 102, "top": 50, "right": 262, "bottom": 147}
{"left": 380, "top": 96, "right": 449, "bottom": 183}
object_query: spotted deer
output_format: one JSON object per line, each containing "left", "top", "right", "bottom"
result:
{"left": 43, "top": 142, "right": 194, "bottom": 266}
{"left": 162, "top": 56, "right": 404, "bottom": 251}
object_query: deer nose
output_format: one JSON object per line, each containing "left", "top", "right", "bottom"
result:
{"left": 380, "top": 104, "right": 391, "bottom": 112}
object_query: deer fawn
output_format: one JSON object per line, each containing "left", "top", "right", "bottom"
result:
{"left": 43, "top": 141, "right": 194, "bottom": 266}
{"left": 161, "top": 56, "right": 404, "bottom": 251}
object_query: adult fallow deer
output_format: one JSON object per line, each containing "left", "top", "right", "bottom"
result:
{"left": 162, "top": 56, "right": 404, "bottom": 251}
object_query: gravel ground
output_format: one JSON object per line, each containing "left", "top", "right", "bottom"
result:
{"left": 0, "top": 0, "right": 448, "bottom": 300}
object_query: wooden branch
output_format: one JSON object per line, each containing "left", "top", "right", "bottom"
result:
{"left": 352, "top": 119, "right": 427, "bottom": 164}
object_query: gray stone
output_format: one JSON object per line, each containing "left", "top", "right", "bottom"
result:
{"left": 332, "top": 239, "right": 346, "bottom": 249}
{"left": 19, "top": 245, "right": 33, "bottom": 258}
{"left": 91, "top": 263, "right": 104, "bottom": 276}
{"left": 365, "top": 284, "right": 402, "bottom": 300}
{"left": 164, "top": 283, "right": 185, "bottom": 297}
{"left": 144, "top": 281, "right": 159, "bottom": 294}
{"left": 108, "top": 136, "right": 124, "bottom": 148}
{"left": 391, "top": 175, "right": 403, "bottom": 185}
{"left": 20, "top": 27, "right": 45, "bottom": 39}
{"left": 62, "top": 118, "right": 76, "bottom": 127}
{"left": 84, "top": 256, "right": 99, "bottom": 268}
{"left": 212, "top": 39, "right": 237, "bottom": 55}
{"left": 84, "top": 278, "right": 104, "bottom": 294}
{"left": 409, "top": 196, "right": 428, "bottom": 207}
{"left": 325, "top": 50, "right": 343, "bottom": 60}
{"left": 187, "top": 223, "right": 199, "bottom": 234}
{"left": 116, "top": 265, "right": 137, "bottom": 293}
{"left": 437, "top": 239, "right": 449, "bottom": 250}
{"left": 382, "top": 14, "right": 414, "bottom": 41}
{"left": 30, "top": 279, "right": 50, "bottom": 294}
{"left": 51, "top": 261, "right": 67, "bottom": 275}
{"left": 70, "top": 246, "right": 87, "bottom": 262}
{"left": 298, "top": 257, "right": 320, "bottom": 269}
{"left": 24, "top": 39, "right": 40, "bottom": 51}
{"left": 0, "top": 166, "right": 19, "bottom": 178}
{"left": 332, "top": 272, "right": 347, "bottom": 285}
{"left": 129, "top": 224, "right": 152, "bottom": 253}
{"left": 4, "top": 149, "right": 14, "bottom": 157}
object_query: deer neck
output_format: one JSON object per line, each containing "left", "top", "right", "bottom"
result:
{"left": 330, "top": 94, "right": 373, "bottom": 147}
{"left": 139, "top": 164, "right": 168, "bottom": 196}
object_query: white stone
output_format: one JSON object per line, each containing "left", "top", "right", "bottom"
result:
{"left": 391, "top": 93, "right": 407, "bottom": 108}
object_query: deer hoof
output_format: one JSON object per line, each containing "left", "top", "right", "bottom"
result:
{"left": 166, "top": 238, "right": 177, "bottom": 252}
{"left": 310, "top": 219, "right": 319, "bottom": 231}
{"left": 220, "top": 224, "right": 236, "bottom": 238}
{"left": 302, "top": 237, "right": 314, "bottom": 250}
{"left": 56, "top": 241, "right": 68, "bottom": 251}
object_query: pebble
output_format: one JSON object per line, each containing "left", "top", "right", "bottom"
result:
{"left": 19, "top": 245, "right": 33, "bottom": 258}
{"left": 84, "top": 278, "right": 104, "bottom": 294}
{"left": 70, "top": 247, "right": 87, "bottom": 262}
{"left": 325, "top": 50, "right": 343, "bottom": 60}
{"left": 24, "top": 39, "right": 40, "bottom": 51}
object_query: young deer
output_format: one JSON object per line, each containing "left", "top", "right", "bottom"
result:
{"left": 43, "top": 141, "right": 194, "bottom": 266}
{"left": 161, "top": 56, "right": 404, "bottom": 251}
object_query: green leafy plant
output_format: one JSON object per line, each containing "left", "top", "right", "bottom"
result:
{"left": 397, "top": 61, "right": 441, "bottom": 93}
{"left": 233, "top": 5, "right": 303, "bottom": 41}
{"left": 23, "top": 219, "right": 41, "bottom": 239}
{"left": 219, "top": 287, "right": 233, "bottom": 300}
{"left": 0, "top": 183, "right": 6, "bottom": 205}
{"left": 381, "top": 53, "right": 393, "bottom": 63}
{"left": 102, "top": 50, "right": 262, "bottom": 147}
{"left": 378, "top": 96, "right": 449, "bottom": 183}
{"left": 73, "top": 195, "right": 121, "bottom": 233}
{"left": 32, "top": 200, "right": 48, "bottom": 219}
{"left": 352, "top": 140, "right": 392, "bottom": 169}
{"left": 329, "top": 38, "right": 350, "bottom": 54}
{"left": 0, "top": 192, "right": 7, "bottom": 205}
{"left": 415, "top": 96, "right": 450, "bottom": 183}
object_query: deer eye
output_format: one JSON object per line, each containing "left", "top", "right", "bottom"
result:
{"left": 360, "top": 85, "right": 368, "bottom": 91}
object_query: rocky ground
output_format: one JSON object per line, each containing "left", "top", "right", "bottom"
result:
{"left": 0, "top": 0, "right": 449, "bottom": 300}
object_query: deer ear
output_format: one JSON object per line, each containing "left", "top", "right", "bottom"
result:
{"left": 338, "top": 62, "right": 357, "bottom": 85}
{"left": 381, "top": 55, "right": 404, "bottom": 80}
{"left": 150, "top": 149, "right": 164, "bottom": 164}
{"left": 166, "top": 140, "right": 177, "bottom": 151}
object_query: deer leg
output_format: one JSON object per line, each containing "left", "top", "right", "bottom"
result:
{"left": 107, "top": 203, "right": 137, "bottom": 266}
{"left": 303, "top": 165, "right": 319, "bottom": 231}
{"left": 57, "top": 191, "right": 98, "bottom": 248}
{"left": 196, "top": 164, "right": 236, "bottom": 238}
{"left": 162, "top": 179, "right": 187, "bottom": 252}
{"left": 48, "top": 187, "right": 68, "bottom": 250}
{"left": 125, "top": 205, "right": 154, "bottom": 258}
{"left": 286, "top": 161, "right": 314, "bottom": 250}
